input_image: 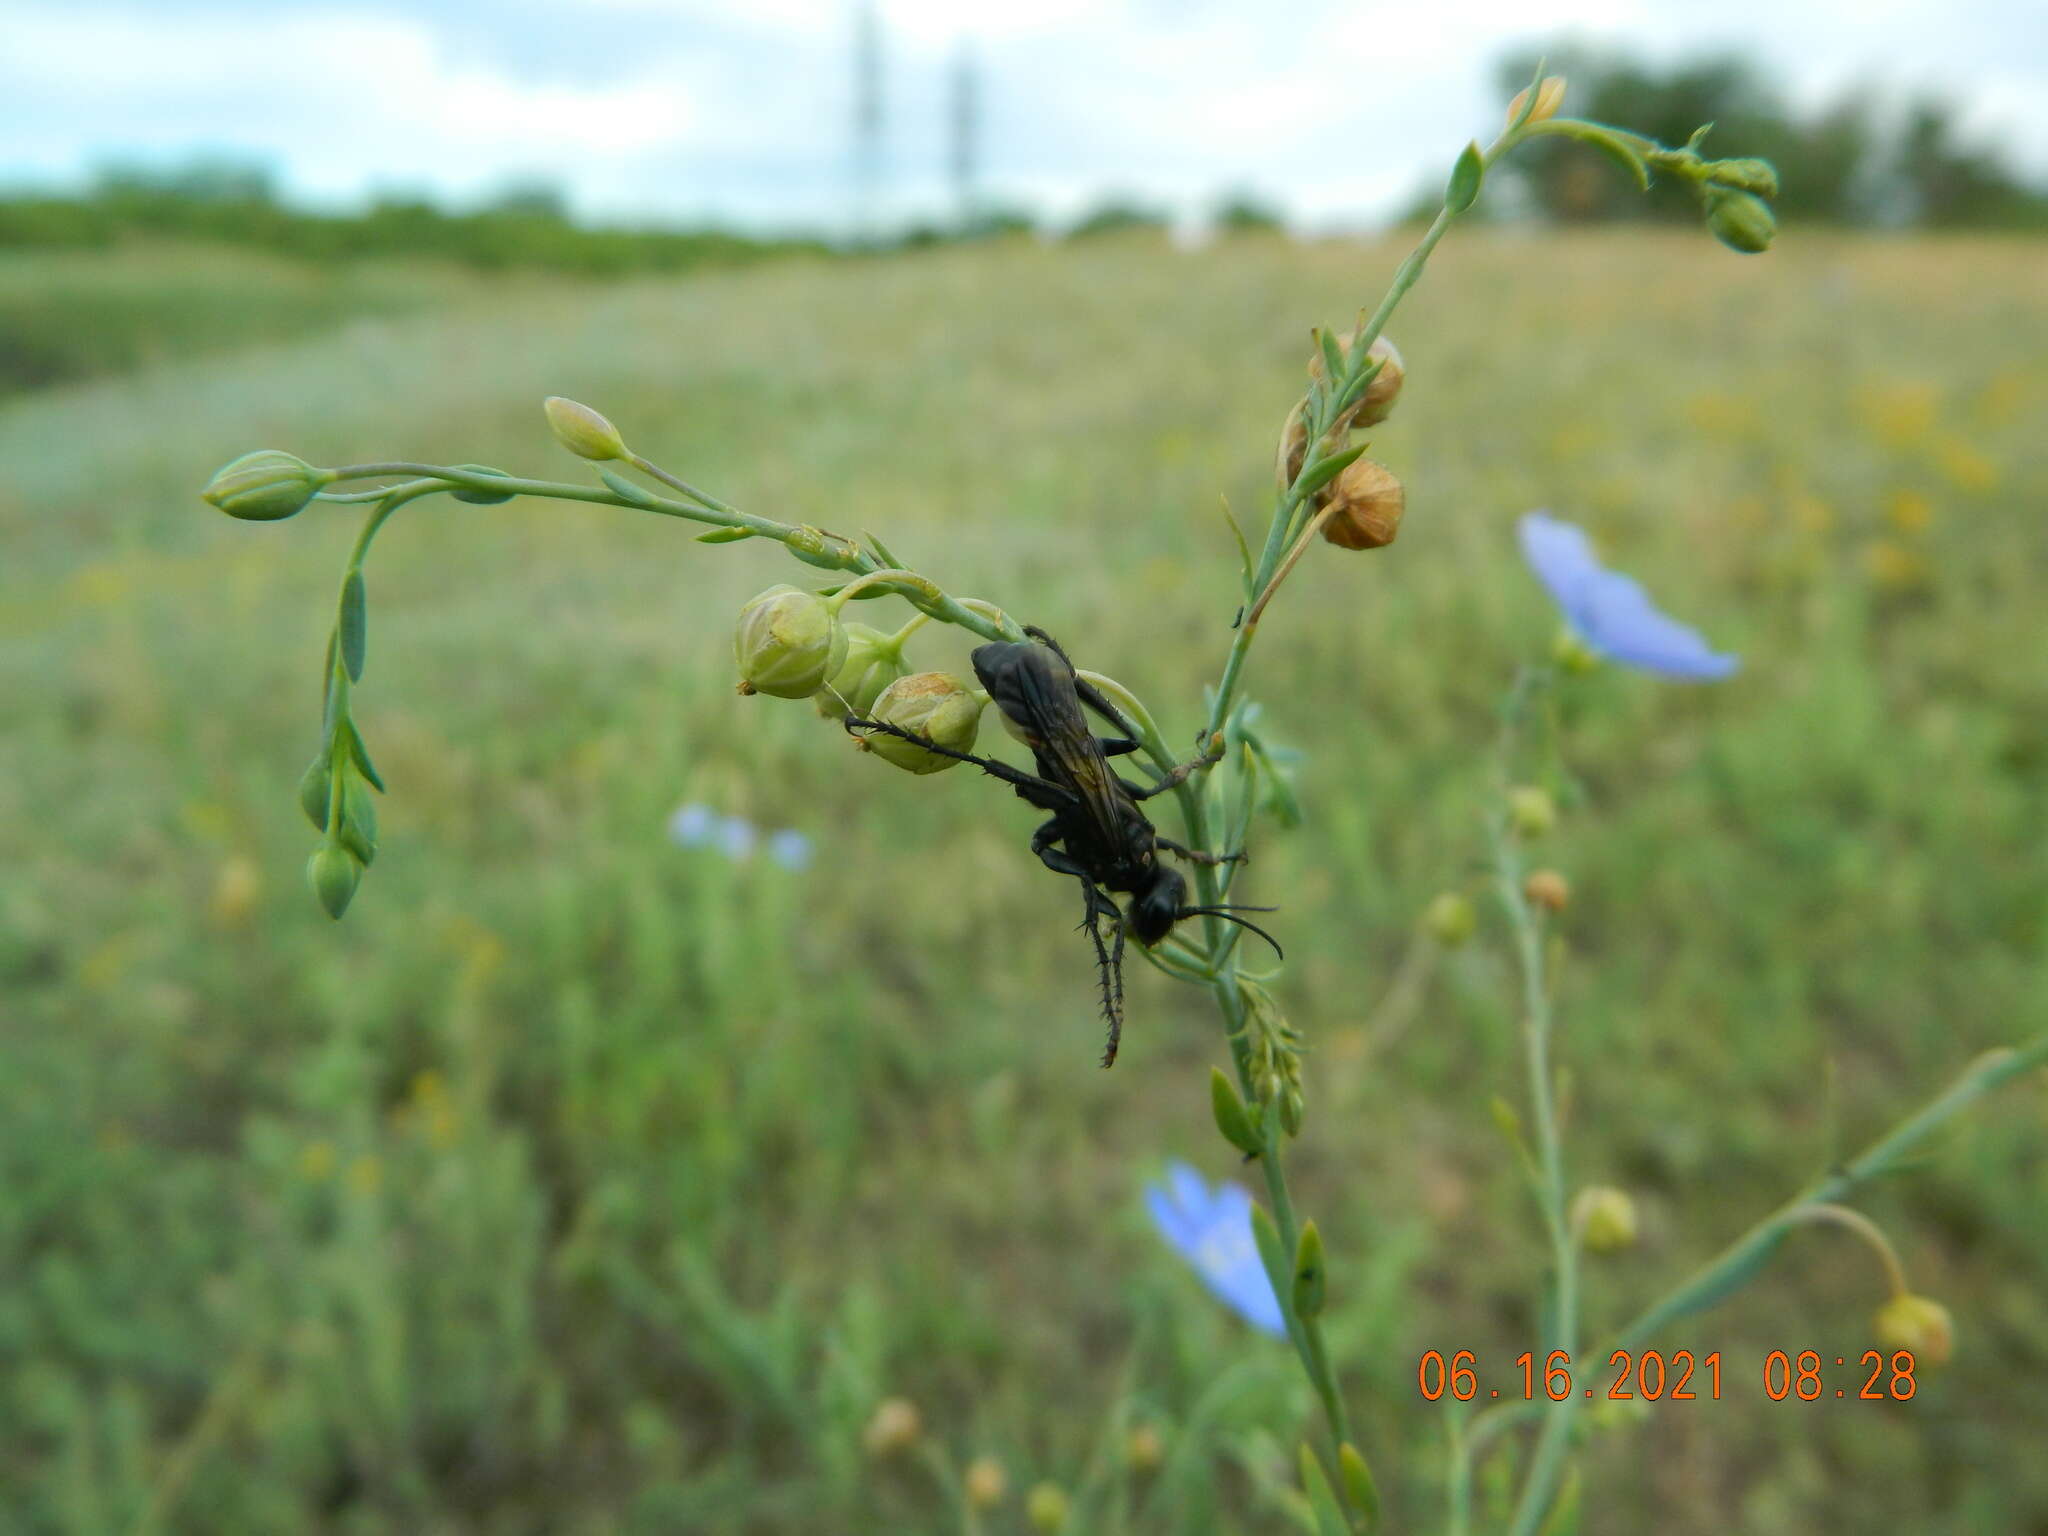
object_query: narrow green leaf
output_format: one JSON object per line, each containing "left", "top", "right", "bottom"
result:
{"left": 1316, "top": 326, "right": 1347, "bottom": 384}
{"left": 1250, "top": 1203, "right": 1290, "bottom": 1316}
{"left": 1291, "top": 1220, "right": 1326, "bottom": 1320}
{"left": 597, "top": 468, "right": 659, "bottom": 506}
{"left": 1335, "top": 358, "right": 1382, "bottom": 413}
{"left": 864, "top": 531, "right": 902, "bottom": 567}
{"left": 298, "top": 755, "right": 332, "bottom": 832}
{"left": 346, "top": 722, "right": 386, "bottom": 793}
{"left": 337, "top": 772, "right": 379, "bottom": 865}
{"left": 1296, "top": 443, "right": 1369, "bottom": 498}
{"left": 319, "top": 631, "right": 339, "bottom": 740}
{"left": 1507, "top": 56, "right": 1548, "bottom": 132}
{"left": 1338, "top": 1442, "right": 1380, "bottom": 1525}
{"left": 1446, "top": 141, "right": 1485, "bottom": 214}
{"left": 448, "top": 464, "right": 516, "bottom": 505}
{"left": 1575, "top": 127, "right": 1651, "bottom": 190}
{"left": 1220, "top": 496, "right": 1253, "bottom": 592}
{"left": 1298, "top": 1446, "right": 1350, "bottom": 1536}
{"left": 1210, "top": 1068, "right": 1264, "bottom": 1157}
{"left": 694, "top": 526, "right": 755, "bottom": 544}
{"left": 339, "top": 571, "right": 367, "bottom": 682}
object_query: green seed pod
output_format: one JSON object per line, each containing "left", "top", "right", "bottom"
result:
{"left": 1025, "top": 1483, "right": 1069, "bottom": 1533}
{"left": 1703, "top": 185, "right": 1775, "bottom": 254}
{"left": 859, "top": 672, "right": 987, "bottom": 774}
{"left": 299, "top": 755, "right": 332, "bottom": 832}
{"left": 811, "top": 623, "right": 909, "bottom": 719}
{"left": 1424, "top": 891, "right": 1477, "bottom": 947}
{"left": 1571, "top": 1185, "right": 1639, "bottom": 1254}
{"left": 307, "top": 844, "right": 363, "bottom": 920}
{"left": 1278, "top": 1083, "right": 1305, "bottom": 1138}
{"left": 201, "top": 450, "right": 330, "bottom": 522}
{"left": 734, "top": 585, "right": 849, "bottom": 700}
{"left": 1508, "top": 785, "right": 1557, "bottom": 839}
{"left": 1291, "top": 1220, "right": 1326, "bottom": 1319}
{"left": 543, "top": 396, "right": 627, "bottom": 461}
{"left": 1875, "top": 1292, "right": 1954, "bottom": 1367}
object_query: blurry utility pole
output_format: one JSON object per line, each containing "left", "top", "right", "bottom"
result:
{"left": 851, "top": 0, "right": 885, "bottom": 246}
{"left": 949, "top": 38, "right": 980, "bottom": 228}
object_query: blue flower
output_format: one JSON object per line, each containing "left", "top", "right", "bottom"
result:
{"left": 1145, "top": 1161, "right": 1286, "bottom": 1337}
{"left": 766, "top": 828, "right": 813, "bottom": 871}
{"left": 667, "top": 802, "right": 720, "bottom": 848}
{"left": 1517, "top": 512, "right": 1738, "bottom": 681}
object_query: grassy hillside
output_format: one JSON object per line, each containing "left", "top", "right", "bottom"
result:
{"left": 2, "top": 229, "right": 2043, "bottom": 1533}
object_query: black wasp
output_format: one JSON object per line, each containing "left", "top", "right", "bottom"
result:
{"left": 848, "top": 627, "right": 1280, "bottom": 1066}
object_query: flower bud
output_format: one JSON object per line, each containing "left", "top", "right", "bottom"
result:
{"left": 1318, "top": 458, "right": 1405, "bottom": 551}
{"left": 543, "top": 396, "right": 627, "bottom": 461}
{"left": 1524, "top": 868, "right": 1571, "bottom": 912}
{"left": 1572, "top": 1185, "right": 1638, "bottom": 1253}
{"left": 858, "top": 672, "right": 987, "bottom": 774}
{"left": 964, "top": 1456, "right": 1008, "bottom": 1510}
{"left": 1026, "top": 1482, "right": 1070, "bottom": 1533}
{"left": 811, "top": 623, "right": 909, "bottom": 719}
{"left": 734, "top": 585, "right": 849, "bottom": 699}
{"left": 307, "top": 844, "right": 362, "bottom": 920}
{"left": 1703, "top": 186, "right": 1775, "bottom": 255}
{"left": 1424, "top": 892, "right": 1477, "bottom": 947}
{"left": 1507, "top": 75, "right": 1568, "bottom": 128}
{"left": 1126, "top": 1424, "right": 1165, "bottom": 1474}
{"left": 1508, "top": 786, "right": 1557, "bottom": 839}
{"left": 201, "top": 450, "right": 330, "bottom": 522}
{"left": 1706, "top": 158, "right": 1779, "bottom": 198}
{"left": 1875, "top": 1293, "right": 1953, "bottom": 1367}
{"left": 861, "top": 1397, "right": 922, "bottom": 1458}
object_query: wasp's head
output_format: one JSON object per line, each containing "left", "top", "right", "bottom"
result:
{"left": 1129, "top": 863, "right": 1188, "bottom": 947}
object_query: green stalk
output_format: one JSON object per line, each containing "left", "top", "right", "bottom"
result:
{"left": 320, "top": 462, "right": 1021, "bottom": 646}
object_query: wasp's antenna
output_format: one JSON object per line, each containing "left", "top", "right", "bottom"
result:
{"left": 1178, "top": 905, "right": 1285, "bottom": 960}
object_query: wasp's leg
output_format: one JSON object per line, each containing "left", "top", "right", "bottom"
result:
{"left": 1094, "top": 736, "right": 1141, "bottom": 758}
{"left": 1153, "top": 835, "right": 1246, "bottom": 867}
{"left": 846, "top": 716, "right": 1075, "bottom": 805}
{"left": 1125, "top": 736, "right": 1229, "bottom": 801}
{"left": 1029, "top": 824, "right": 1129, "bottom": 1066}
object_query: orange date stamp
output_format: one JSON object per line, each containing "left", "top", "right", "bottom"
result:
{"left": 1416, "top": 1349, "right": 1922, "bottom": 1403}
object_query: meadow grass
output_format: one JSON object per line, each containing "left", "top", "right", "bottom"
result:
{"left": 1, "top": 229, "right": 2043, "bottom": 1533}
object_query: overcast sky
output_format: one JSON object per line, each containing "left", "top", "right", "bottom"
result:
{"left": 5, "top": 0, "right": 2044, "bottom": 231}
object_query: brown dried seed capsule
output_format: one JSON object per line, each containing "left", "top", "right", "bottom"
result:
{"left": 1319, "top": 459, "right": 1405, "bottom": 550}
{"left": 1524, "top": 869, "right": 1571, "bottom": 911}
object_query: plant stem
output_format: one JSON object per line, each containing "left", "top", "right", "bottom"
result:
{"left": 1608, "top": 1034, "right": 2048, "bottom": 1357}
{"left": 1497, "top": 827, "right": 1579, "bottom": 1536}
{"left": 321, "top": 463, "right": 1021, "bottom": 646}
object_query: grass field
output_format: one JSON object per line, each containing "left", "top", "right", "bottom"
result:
{"left": 2, "top": 229, "right": 2044, "bottom": 1534}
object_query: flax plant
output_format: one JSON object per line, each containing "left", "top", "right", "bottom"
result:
{"left": 201, "top": 66, "right": 2044, "bottom": 1530}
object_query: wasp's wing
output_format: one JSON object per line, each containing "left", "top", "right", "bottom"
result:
{"left": 974, "top": 640, "right": 1130, "bottom": 849}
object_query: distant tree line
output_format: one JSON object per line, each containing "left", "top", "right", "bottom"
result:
{"left": 0, "top": 160, "right": 826, "bottom": 276}
{"left": 1489, "top": 46, "right": 2048, "bottom": 229}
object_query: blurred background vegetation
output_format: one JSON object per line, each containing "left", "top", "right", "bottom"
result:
{"left": 3, "top": 30, "right": 2045, "bottom": 1536}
